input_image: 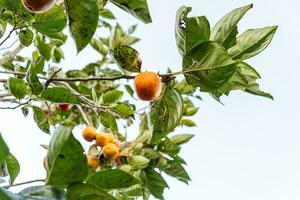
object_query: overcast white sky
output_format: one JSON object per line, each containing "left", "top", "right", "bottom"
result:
{"left": 1, "top": 0, "right": 300, "bottom": 199}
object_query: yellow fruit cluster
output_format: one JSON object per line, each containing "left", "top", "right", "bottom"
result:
{"left": 82, "top": 127, "right": 120, "bottom": 169}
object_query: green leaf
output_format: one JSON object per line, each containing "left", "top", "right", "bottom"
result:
{"left": 109, "top": 0, "right": 152, "bottom": 23}
{"left": 113, "top": 104, "right": 134, "bottom": 117}
{"left": 46, "top": 126, "right": 88, "bottom": 188}
{"left": 7, "top": 77, "right": 27, "bottom": 99}
{"left": 6, "top": 153, "right": 20, "bottom": 184}
{"left": 158, "top": 138, "right": 181, "bottom": 156}
{"left": 170, "top": 134, "right": 194, "bottom": 145}
{"left": 211, "top": 62, "right": 273, "bottom": 100}
{"left": 19, "top": 28, "right": 33, "bottom": 47}
{"left": 0, "top": 187, "right": 24, "bottom": 200}
{"left": 128, "top": 155, "right": 149, "bottom": 169}
{"left": 0, "top": 134, "right": 9, "bottom": 162}
{"left": 0, "top": 21, "right": 6, "bottom": 39}
{"left": 161, "top": 160, "right": 190, "bottom": 184}
{"left": 99, "top": 9, "right": 115, "bottom": 19}
{"left": 102, "top": 90, "right": 123, "bottom": 104}
{"left": 211, "top": 4, "right": 253, "bottom": 49}
{"left": 174, "top": 79, "right": 195, "bottom": 94}
{"left": 182, "top": 41, "right": 237, "bottom": 91}
{"left": 33, "top": 5, "right": 67, "bottom": 36}
{"left": 41, "top": 87, "right": 81, "bottom": 104}
{"left": 87, "top": 169, "right": 137, "bottom": 189}
{"left": 110, "top": 45, "right": 141, "bottom": 72}
{"left": 175, "top": 6, "right": 210, "bottom": 56}
{"left": 228, "top": 26, "right": 278, "bottom": 60}
{"left": 27, "top": 74, "right": 43, "bottom": 95}
{"left": 144, "top": 168, "right": 168, "bottom": 200}
{"left": 179, "top": 118, "right": 196, "bottom": 127}
{"left": 32, "top": 106, "right": 50, "bottom": 134}
{"left": 19, "top": 185, "right": 65, "bottom": 200}
{"left": 65, "top": 0, "right": 99, "bottom": 52}
{"left": 99, "top": 111, "right": 118, "bottom": 131}
{"left": 150, "top": 86, "right": 183, "bottom": 142}
{"left": 35, "top": 36, "right": 52, "bottom": 60}
{"left": 124, "top": 84, "right": 134, "bottom": 97}
{"left": 66, "top": 182, "right": 115, "bottom": 200}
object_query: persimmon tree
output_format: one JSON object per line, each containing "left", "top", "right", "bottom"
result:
{"left": 0, "top": 0, "right": 277, "bottom": 199}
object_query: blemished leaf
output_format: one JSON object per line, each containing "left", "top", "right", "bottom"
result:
{"left": 110, "top": 45, "right": 141, "bottom": 72}
{"left": 109, "top": 0, "right": 152, "bottom": 23}
{"left": 113, "top": 104, "right": 134, "bottom": 117}
{"left": 0, "top": 134, "right": 9, "bottom": 162}
{"left": 102, "top": 90, "right": 123, "bottom": 104}
{"left": 33, "top": 5, "right": 67, "bottom": 35}
{"left": 6, "top": 153, "right": 20, "bottom": 184}
{"left": 150, "top": 86, "right": 183, "bottom": 142}
{"left": 228, "top": 26, "right": 278, "bottom": 60}
{"left": 19, "top": 28, "right": 33, "bottom": 47}
{"left": 21, "top": 106, "right": 29, "bottom": 117}
{"left": 161, "top": 160, "right": 190, "bottom": 184}
{"left": 46, "top": 126, "right": 88, "bottom": 188}
{"left": 65, "top": 0, "right": 99, "bottom": 52}
{"left": 179, "top": 118, "right": 196, "bottom": 127}
{"left": 66, "top": 182, "right": 116, "bottom": 200}
{"left": 128, "top": 155, "right": 149, "bottom": 169}
{"left": 182, "top": 41, "right": 237, "bottom": 91}
{"left": 19, "top": 185, "right": 65, "bottom": 200}
{"left": 144, "top": 168, "right": 168, "bottom": 200}
{"left": 170, "top": 134, "right": 194, "bottom": 145}
{"left": 87, "top": 169, "right": 138, "bottom": 189}
{"left": 211, "top": 4, "right": 253, "bottom": 49}
{"left": 32, "top": 106, "right": 50, "bottom": 134}
{"left": 99, "top": 111, "right": 118, "bottom": 131}
{"left": 175, "top": 6, "right": 210, "bottom": 56}
{"left": 7, "top": 77, "right": 27, "bottom": 99}
{"left": 41, "top": 87, "right": 81, "bottom": 104}
{"left": 211, "top": 62, "right": 273, "bottom": 100}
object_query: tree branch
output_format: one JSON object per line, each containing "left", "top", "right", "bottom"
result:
{"left": 3, "top": 179, "right": 45, "bottom": 189}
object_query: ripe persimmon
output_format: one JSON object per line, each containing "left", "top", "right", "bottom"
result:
{"left": 95, "top": 133, "right": 114, "bottom": 147}
{"left": 134, "top": 71, "right": 162, "bottom": 101}
{"left": 58, "top": 103, "right": 71, "bottom": 111}
{"left": 22, "top": 0, "right": 55, "bottom": 13}
{"left": 82, "top": 127, "right": 97, "bottom": 142}
{"left": 87, "top": 155, "right": 99, "bottom": 169}
{"left": 103, "top": 143, "right": 119, "bottom": 159}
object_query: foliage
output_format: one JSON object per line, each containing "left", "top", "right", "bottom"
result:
{"left": 0, "top": 1, "right": 277, "bottom": 199}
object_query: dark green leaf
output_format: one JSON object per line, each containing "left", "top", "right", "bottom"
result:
{"left": 144, "top": 168, "right": 168, "bottom": 200}
{"left": 99, "top": 111, "right": 118, "bottom": 131}
{"left": 41, "top": 87, "right": 81, "bottom": 104}
{"left": 124, "top": 84, "right": 134, "bottom": 97}
{"left": 87, "top": 169, "right": 137, "bottom": 189}
{"left": 110, "top": 45, "right": 141, "bottom": 72}
{"left": 7, "top": 77, "right": 27, "bottom": 99}
{"left": 27, "top": 74, "right": 43, "bottom": 95}
{"left": 211, "top": 4, "right": 253, "bottom": 49}
{"left": 228, "top": 26, "right": 278, "bottom": 60}
{"left": 102, "top": 90, "right": 123, "bottom": 104}
{"left": 175, "top": 6, "right": 210, "bottom": 56}
{"left": 6, "top": 153, "right": 20, "bottom": 184}
{"left": 113, "top": 104, "right": 134, "bottom": 117}
{"left": 170, "top": 134, "right": 194, "bottom": 145}
{"left": 182, "top": 41, "right": 237, "bottom": 91}
{"left": 32, "top": 106, "right": 50, "bottom": 134}
{"left": 150, "top": 86, "right": 183, "bottom": 142}
{"left": 19, "top": 28, "right": 33, "bottom": 47}
{"left": 161, "top": 160, "right": 190, "bottom": 184}
{"left": 46, "top": 126, "right": 88, "bottom": 188}
{"left": 19, "top": 185, "right": 65, "bottom": 200}
{"left": 65, "top": 0, "right": 99, "bottom": 52}
{"left": 109, "top": 0, "right": 152, "bottom": 23}
{"left": 66, "top": 182, "right": 115, "bottom": 200}
{"left": 0, "top": 134, "right": 9, "bottom": 162}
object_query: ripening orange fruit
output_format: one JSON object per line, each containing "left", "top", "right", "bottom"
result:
{"left": 103, "top": 143, "right": 119, "bottom": 159}
{"left": 134, "top": 71, "right": 162, "bottom": 101}
{"left": 82, "top": 127, "right": 97, "bottom": 142}
{"left": 21, "top": 0, "right": 55, "bottom": 13}
{"left": 87, "top": 155, "right": 99, "bottom": 169}
{"left": 95, "top": 133, "right": 114, "bottom": 147}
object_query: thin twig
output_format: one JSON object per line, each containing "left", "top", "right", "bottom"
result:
{"left": 76, "top": 105, "right": 93, "bottom": 127}
{"left": 44, "top": 68, "right": 62, "bottom": 89}
{"left": 0, "top": 98, "right": 31, "bottom": 109}
{"left": 3, "top": 179, "right": 45, "bottom": 189}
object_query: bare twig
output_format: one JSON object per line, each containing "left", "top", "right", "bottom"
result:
{"left": 3, "top": 179, "right": 45, "bottom": 189}
{"left": 76, "top": 105, "right": 93, "bottom": 127}
{"left": 0, "top": 98, "right": 31, "bottom": 109}
{"left": 44, "top": 68, "right": 62, "bottom": 89}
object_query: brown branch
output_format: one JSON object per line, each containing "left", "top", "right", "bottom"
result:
{"left": 0, "top": 98, "right": 31, "bottom": 109}
{"left": 3, "top": 179, "right": 45, "bottom": 189}
{"left": 0, "top": 25, "right": 16, "bottom": 47}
